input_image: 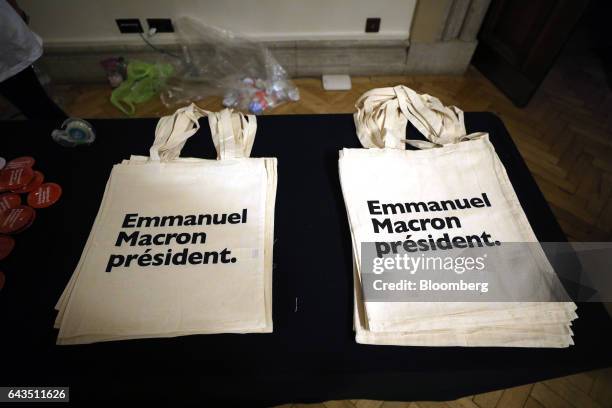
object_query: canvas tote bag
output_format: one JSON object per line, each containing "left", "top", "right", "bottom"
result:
{"left": 55, "top": 104, "right": 277, "bottom": 345}
{"left": 341, "top": 86, "right": 576, "bottom": 347}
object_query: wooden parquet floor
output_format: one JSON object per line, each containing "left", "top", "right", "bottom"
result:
{"left": 1, "top": 44, "right": 611, "bottom": 408}
{"left": 283, "top": 366, "right": 612, "bottom": 407}
{"left": 281, "top": 365, "right": 612, "bottom": 408}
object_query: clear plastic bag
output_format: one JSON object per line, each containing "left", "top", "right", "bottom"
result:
{"left": 161, "top": 17, "right": 299, "bottom": 114}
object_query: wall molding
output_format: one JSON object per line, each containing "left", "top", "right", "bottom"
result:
{"left": 37, "top": 0, "right": 491, "bottom": 82}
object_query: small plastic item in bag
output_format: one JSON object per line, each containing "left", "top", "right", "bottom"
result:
{"left": 223, "top": 77, "right": 300, "bottom": 114}
{"left": 111, "top": 60, "right": 174, "bottom": 115}
{"left": 161, "top": 18, "right": 299, "bottom": 114}
{"left": 100, "top": 57, "right": 127, "bottom": 88}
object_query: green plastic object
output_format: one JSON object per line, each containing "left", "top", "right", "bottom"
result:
{"left": 111, "top": 61, "right": 173, "bottom": 115}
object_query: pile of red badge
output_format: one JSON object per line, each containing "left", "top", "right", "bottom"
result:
{"left": 0, "top": 156, "right": 62, "bottom": 291}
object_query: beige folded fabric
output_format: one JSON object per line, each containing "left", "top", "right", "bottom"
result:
{"left": 352, "top": 260, "right": 575, "bottom": 348}
{"left": 344, "top": 86, "right": 577, "bottom": 347}
{"left": 55, "top": 105, "right": 277, "bottom": 344}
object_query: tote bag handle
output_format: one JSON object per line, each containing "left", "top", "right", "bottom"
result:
{"left": 208, "top": 108, "right": 257, "bottom": 160}
{"left": 150, "top": 103, "right": 257, "bottom": 161}
{"left": 353, "top": 85, "right": 486, "bottom": 149}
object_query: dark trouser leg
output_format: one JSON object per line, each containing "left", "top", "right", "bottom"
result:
{"left": 0, "top": 65, "right": 67, "bottom": 120}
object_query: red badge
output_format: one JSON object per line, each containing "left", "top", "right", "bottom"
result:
{"left": 5, "top": 156, "right": 35, "bottom": 169}
{"left": 0, "top": 235, "right": 15, "bottom": 260}
{"left": 0, "top": 205, "right": 36, "bottom": 234}
{"left": 14, "top": 210, "right": 36, "bottom": 233}
{"left": 0, "top": 271, "right": 5, "bottom": 291}
{"left": 0, "top": 167, "right": 34, "bottom": 191}
{"left": 27, "top": 183, "right": 62, "bottom": 208}
{"left": 12, "top": 171, "right": 44, "bottom": 194}
{"left": 0, "top": 193, "right": 21, "bottom": 212}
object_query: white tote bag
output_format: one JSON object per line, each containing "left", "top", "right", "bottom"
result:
{"left": 342, "top": 86, "right": 576, "bottom": 347}
{"left": 55, "top": 104, "right": 277, "bottom": 345}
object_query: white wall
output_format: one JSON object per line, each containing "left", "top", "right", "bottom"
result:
{"left": 20, "top": 0, "right": 417, "bottom": 45}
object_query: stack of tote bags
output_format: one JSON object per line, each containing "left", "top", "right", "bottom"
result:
{"left": 340, "top": 86, "right": 577, "bottom": 347}
{"left": 55, "top": 104, "right": 277, "bottom": 345}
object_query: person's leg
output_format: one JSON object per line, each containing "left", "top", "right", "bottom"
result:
{"left": 0, "top": 65, "right": 67, "bottom": 120}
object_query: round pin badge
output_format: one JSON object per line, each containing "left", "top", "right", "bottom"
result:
{"left": 0, "top": 205, "right": 36, "bottom": 234}
{"left": 12, "top": 208, "right": 36, "bottom": 234}
{"left": 12, "top": 171, "right": 44, "bottom": 194}
{"left": 0, "top": 235, "right": 15, "bottom": 260}
{"left": 0, "top": 193, "right": 21, "bottom": 212}
{"left": 0, "top": 271, "right": 5, "bottom": 291}
{"left": 0, "top": 157, "right": 5, "bottom": 170}
{"left": 5, "top": 156, "right": 35, "bottom": 170}
{"left": 0, "top": 167, "right": 34, "bottom": 191}
{"left": 27, "top": 183, "right": 62, "bottom": 208}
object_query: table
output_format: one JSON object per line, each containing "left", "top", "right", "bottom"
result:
{"left": 0, "top": 113, "right": 611, "bottom": 406}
